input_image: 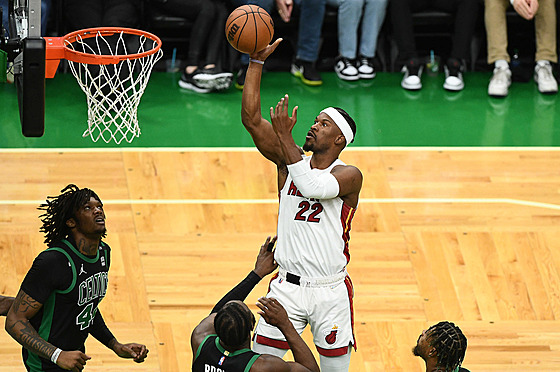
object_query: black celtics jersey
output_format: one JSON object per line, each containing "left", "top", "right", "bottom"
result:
{"left": 21, "top": 239, "right": 111, "bottom": 372}
{"left": 192, "top": 334, "right": 260, "bottom": 372}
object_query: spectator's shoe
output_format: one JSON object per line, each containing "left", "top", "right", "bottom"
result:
{"left": 488, "top": 66, "right": 511, "bottom": 97}
{"left": 192, "top": 67, "right": 233, "bottom": 91}
{"left": 357, "top": 56, "right": 375, "bottom": 79}
{"left": 334, "top": 57, "right": 359, "bottom": 81}
{"left": 401, "top": 58, "right": 423, "bottom": 90}
{"left": 178, "top": 69, "right": 212, "bottom": 93}
{"left": 235, "top": 64, "right": 248, "bottom": 90}
{"left": 534, "top": 61, "right": 558, "bottom": 94}
{"left": 443, "top": 58, "right": 464, "bottom": 91}
{"left": 291, "top": 59, "right": 323, "bottom": 86}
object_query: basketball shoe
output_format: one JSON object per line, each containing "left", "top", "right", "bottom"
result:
{"left": 334, "top": 57, "right": 359, "bottom": 81}
{"left": 192, "top": 67, "right": 233, "bottom": 92}
{"left": 291, "top": 59, "right": 322, "bottom": 86}
{"left": 179, "top": 69, "right": 212, "bottom": 93}
{"left": 401, "top": 57, "right": 424, "bottom": 90}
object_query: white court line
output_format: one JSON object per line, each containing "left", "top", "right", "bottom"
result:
{"left": 1, "top": 198, "right": 559, "bottom": 210}
{"left": 1, "top": 147, "right": 560, "bottom": 153}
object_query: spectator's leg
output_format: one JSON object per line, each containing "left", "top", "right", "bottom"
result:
{"left": 437, "top": 0, "right": 479, "bottom": 61}
{"left": 327, "top": 0, "right": 362, "bottom": 60}
{"left": 359, "top": 0, "right": 388, "bottom": 58}
{"left": 534, "top": 0, "right": 557, "bottom": 63}
{"left": 484, "top": 0, "right": 510, "bottom": 64}
{"left": 295, "top": 0, "right": 327, "bottom": 63}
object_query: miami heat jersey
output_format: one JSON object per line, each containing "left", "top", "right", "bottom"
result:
{"left": 275, "top": 155, "right": 357, "bottom": 277}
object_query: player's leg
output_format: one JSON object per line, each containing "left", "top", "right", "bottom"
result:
{"left": 252, "top": 341, "right": 289, "bottom": 358}
{"left": 309, "top": 277, "right": 355, "bottom": 372}
{"left": 319, "top": 347, "right": 352, "bottom": 372}
{"left": 252, "top": 275, "right": 308, "bottom": 356}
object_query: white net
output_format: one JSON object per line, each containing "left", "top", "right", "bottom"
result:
{"left": 66, "top": 30, "right": 163, "bottom": 144}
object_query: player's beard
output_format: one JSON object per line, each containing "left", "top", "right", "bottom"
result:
{"left": 412, "top": 344, "right": 421, "bottom": 357}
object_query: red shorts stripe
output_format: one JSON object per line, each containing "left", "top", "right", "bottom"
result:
{"left": 316, "top": 344, "right": 351, "bottom": 357}
{"left": 254, "top": 334, "right": 290, "bottom": 350}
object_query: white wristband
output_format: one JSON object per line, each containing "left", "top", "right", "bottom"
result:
{"left": 250, "top": 58, "right": 264, "bottom": 65}
{"left": 51, "top": 348, "right": 62, "bottom": 364}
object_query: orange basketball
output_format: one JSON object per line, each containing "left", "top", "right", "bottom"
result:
{"left": 225, "top": 5, "right": 274, "bottom": 54}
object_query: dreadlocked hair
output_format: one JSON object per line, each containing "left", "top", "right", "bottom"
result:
{"left": 38, "top": 184, "right": 105, "bottom": 247}
{"left": 214, "top": 302, "right": 255, "bottom": 349}
{"left": 427, "top": 321, "right": 467, "bottom": 372}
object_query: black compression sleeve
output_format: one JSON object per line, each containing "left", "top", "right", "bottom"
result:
{"left": 211, "top": 271, "right": 262, "bottom": 314}
{"left": 89, "top": 311, "right": 116, "bottom": 348}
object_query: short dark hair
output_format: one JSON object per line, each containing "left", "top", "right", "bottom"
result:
{"left": 214, "top": 302, "right": 255, "bottom": 349}
{"left": 38, "top": 184, "right": 104, "bottom": 247}
{"left": 427, "top": 321, "right": 467, "bottom": 372}
{"left": 333, "top": 107, "right": 356, "bottom": 143}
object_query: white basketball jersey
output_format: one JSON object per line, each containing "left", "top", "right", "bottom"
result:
{"left": 275, "top": 155, "right": 357, "bottom": 277}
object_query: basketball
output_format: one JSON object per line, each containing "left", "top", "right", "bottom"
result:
{"left": 225, "top": 5, "right": 274, "bottom": 54}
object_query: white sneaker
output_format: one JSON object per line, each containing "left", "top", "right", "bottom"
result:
{"left": 401, "top": 65, "right": 423, "bottom": 90}
{"left": 335, "top": 57, "right": 359, "bottom": 81}
{"left": 357, "top": 56, "right": 375, "bottom": 79}
{"left": 443, "top": 58, "right": 464, "bottom": 91}
{"left": 488, "top": 66, "right": 512, "bottom": 97}
{"left": 534, "top": 61, "right": 558, "bottom": 94}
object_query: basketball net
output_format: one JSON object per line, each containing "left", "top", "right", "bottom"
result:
{"left": 60, "top": 29, "right": 163, "bottom": 144}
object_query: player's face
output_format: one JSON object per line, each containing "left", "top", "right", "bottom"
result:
{"left": 303, "top": 112, "right": 344, "bottom": 152}
{"left": 412, "top": 329, "right": 431, "bottom": 359}
{"left": 72, "top": 197, "right": 106, "bottom": 236}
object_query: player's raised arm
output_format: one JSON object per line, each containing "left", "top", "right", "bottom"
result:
{"left": 241, "top": 39, "right": 286, "bottom": 164}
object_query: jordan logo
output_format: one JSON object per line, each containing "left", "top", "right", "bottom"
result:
{"left": 79, "top": 264, "right": 87, "bottom": 276}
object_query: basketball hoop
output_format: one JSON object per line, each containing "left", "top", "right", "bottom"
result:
{"left": 45, "top": 27, "right": 163, "bottom": 144}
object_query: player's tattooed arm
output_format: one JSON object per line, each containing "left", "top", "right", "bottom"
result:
{"left": 0, "top": 295, "right": 15, "bottom": 316}
{"left": 5, "top": 290, "right": 57, "bottom": 360}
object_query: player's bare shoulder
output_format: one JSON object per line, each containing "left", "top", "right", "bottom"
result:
{"left": 333, "top": 164, "right": 363, "bottom": 189}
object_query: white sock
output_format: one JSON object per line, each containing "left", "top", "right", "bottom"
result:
{"left": 495, "top": 60, "right": 509, "bottom": 69}
{"left": 536, "top": 60, "right": 550, "bottom": 67}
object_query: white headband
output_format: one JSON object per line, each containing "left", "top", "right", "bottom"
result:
{"left": 321, "top": 107, "right": 354, "bottom": 147}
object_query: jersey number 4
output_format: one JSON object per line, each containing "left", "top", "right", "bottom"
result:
{"left": 294, "top": 201, "right": 323, "bottom": 223}
{"left": 76, "top": 303, "right": 98, "bottom": 330}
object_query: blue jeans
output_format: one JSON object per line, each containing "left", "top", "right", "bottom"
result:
{"left": 326, "top": 0, "right": 387, "bottom": 59}
{"left": 238, "top": 0, "right": 327, "bottom": 64}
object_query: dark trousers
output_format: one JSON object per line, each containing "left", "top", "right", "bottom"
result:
{"left": 389, "top": 0, "right": 480, "bottom": 61}
{"left": 155, "top": 0, "right": 227, "bottom": 67}
{"left": 64, "top": 0, "right": 140, "bottom": 31}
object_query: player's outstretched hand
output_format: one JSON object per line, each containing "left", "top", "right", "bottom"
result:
{"left": 113, "top": 342, "right": 149, "bottom": 363}
{"left": 256, "top": 297, "right": 290, "bottom": 329}
{"left": 254, "top": 236, "right": 278, "bottom": 278}
{"left": 270, "top": 94, "right": 298, "bottom": 137}
{"left": 56, "top": 350, "right": 91, "bottom": 371}
{"left": 251, "top": 38, "right": 283, "bottom": 63}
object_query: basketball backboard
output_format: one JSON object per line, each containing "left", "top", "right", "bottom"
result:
{"left": 1, "top": 0, "right": 45, "bottom": 137}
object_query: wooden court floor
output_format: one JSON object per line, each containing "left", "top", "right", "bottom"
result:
{"left": 1, "top": 147, "right": 560, "bottom": 372}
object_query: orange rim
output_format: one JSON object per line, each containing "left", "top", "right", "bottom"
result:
{"left": 58, "top": 27, "right": 162, "bottom": 65}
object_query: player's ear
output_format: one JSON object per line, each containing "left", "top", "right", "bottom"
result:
{"left": 66, "top": 218, "right": 76, "bottom": 228}
{"left": 334, "top": 135, "right": 346, "bottom": 146}
{"left": 428, "top": 347, "right": 437, "bottom": 357}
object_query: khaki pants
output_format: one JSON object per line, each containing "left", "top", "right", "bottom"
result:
{"left": 484, "top": 0, "right": 557, "bottom": 64}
